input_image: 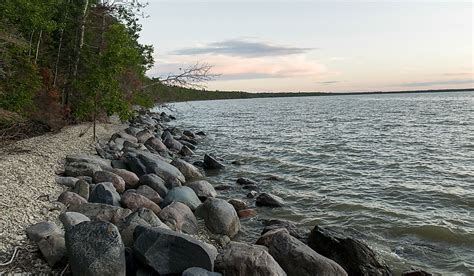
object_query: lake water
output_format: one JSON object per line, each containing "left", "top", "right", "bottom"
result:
{"left": 166, "top": 91, "right": 474, "bottom": 275}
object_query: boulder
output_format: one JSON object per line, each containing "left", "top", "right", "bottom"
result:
{"left": 158, "top": 201, "right": 198, "bottom": 234}
{"left": 256, "top": 193, "right": 284, "bottom": 207}
{"left": 89, "top": 182, "right": 121, "bottom": 206}
{"left": 308, "top": 225, "right": 391, "bottom": 276}
{"left": 55, "top": 176, "right": 78, "bottom": 188}
{"left": 171, "top": 158, "right": 203, "bottom": 180}
{"left": 215, "top": 242, "right": 286, "bottom": 276}
{"left": 73, "top": 179, "right": 90, "bottom": 200}
{"left": 121, "top": 190, "right": 161, "bottom": 215}
{"left": 164, "top": 136, "right": 183, "bottom": 152}
{"left": 58, "top": 191, "right": 87, "bottom": 207}
{"left": 59, "top": 212, "right": 90, "bottom": 230}
{"left": 117, "top": 208, "right": 170, "bottom": 247}
{"left": 93, "top": 171, "right": 126, "bottom": 193}
{"left": 133, "top": 226, "right": 218, "bottom": 274}
{"left": 256, "top": 229, "right": 347, "bottom": 276}
{"left": 263, "top": 219, "right": 309, "bottom": 242}
{"left": 69, "top": 203, "right": 132, "bottom": 224}
{"left": 236, "top": 177, "right": 256, "bottom": 185}
{"left": 238, "top": 209, "right": 257, "bottom": 218}
{"left": 180, "top": 145, "right": 194, "bottom": 156}
{"left": 144, "top": 137, "right": 168, "bottom": 153}
{"left": 186, "top": 180, "right": 217, "bottom": 200}
{"left": 183, "top": 267, "right": 222, "bottom": 276}
{"left": 196, "top": 131, "right": 206, "bottom": 136}
{"left": 139, "top": 173, "right": 168, "bottom": 197}
{"left": 131, "top": 150, "right": 186, "bottom": 184}
{"left": 64, "top": 161, "right": 101, "bottom": 177}
{"left": 115, "top": 131, "right": 139, "bottom": 143}
{"left": 26, "top": 222, "right": 62, "bottom": 243}
{"left": 65, "top": 154, "right": 112, "bottom": 170}
{"left": 65, "top": 221, "right": 125, "bottom": 275}
{"left": 162, "top": 186, "right": 201, "bottom": 211}
{"left": 112, "top": 168, "right": 139, "bottom": 189}
{"left": 136, "top": 185, "right": 163, "bottom": 205}
{"left": 179, "top": 140, "right": 196, "bottom": 150}
{"left": 203, "top": 154, "right": 225, "bottom": 170}
{"left": 195, "top": 198, "right": 240, "bottom": 238}
{"left": 37, "top": 234, "right": 67, "bottom": 267}
{"left": 228, "top": 199, "right": 248, "bottom": 211}
{"left": 183, "top": 130, "right": 196, "bottom": 139}
{"left": 136, "top": 130, "right": 154, "bottom": 144}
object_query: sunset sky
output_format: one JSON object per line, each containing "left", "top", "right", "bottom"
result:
{"left": 139, "top": 1, "right": 473, "bottom": 92}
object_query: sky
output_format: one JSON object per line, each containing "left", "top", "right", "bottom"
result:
{"left": 138, "top": 0, "right": 473, "bottom": 92}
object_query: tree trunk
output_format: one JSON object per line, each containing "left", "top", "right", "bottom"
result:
{"left": 54, "top": 29, "right": 64, "bottom": 87}
{"left": 66, "top": 0, "right": 89, "bottom": 106}
{"left": 34, "top": 30, "right": 42, "bottom": 64}
{"left": 72, "top": 0, "right": 89, "bottom": 78}
{"left": 28, "top": 30, "right": 34, "bottom": 57}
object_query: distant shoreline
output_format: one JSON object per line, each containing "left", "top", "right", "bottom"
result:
{"left": 157, "top": 86, "right": 473, "bottom": 103}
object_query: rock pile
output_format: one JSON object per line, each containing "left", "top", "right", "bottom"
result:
{"left": 23, "top": 110, "right": 398, "bottom": 275}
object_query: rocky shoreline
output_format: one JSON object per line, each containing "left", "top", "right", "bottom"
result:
{"left": 4, "top": 110, "right": 431, "bottom": 275}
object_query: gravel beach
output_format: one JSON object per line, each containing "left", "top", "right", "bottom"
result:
{"left": 0, "top": 122, "right": 124, "bottom": 273}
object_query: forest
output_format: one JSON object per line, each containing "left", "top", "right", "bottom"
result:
{"left": 0, "top": 0, "right": 180, "bottom": 140}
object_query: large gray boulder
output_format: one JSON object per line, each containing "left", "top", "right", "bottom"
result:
{"left": 64, "top": 161, "right": 101, "bottom": 177}
{"left": 117, "top": 208, "right": 170, "bottom": 247}
{"left": 256, "top": 193, "right": 284, "bottom": 207}
{"left": 65, "top": 221, "right": 125, "bottom": 275}
{"left": 171, "top": 159, "right": 203, "bottom": 180}
{"left": 126, "top": 150, "right": 185, "bottom": 184}
{"left": 195, "top": 198, "right": 240, "bottom": 238}
{"left": 308, "top": 225, "right": 391, "bottom": 276}
{"left": 93, "top": 171, "right": 126, "bottom": 193}
{"left": 158, "top": 201, "right": 198, "bottom": 234}
{"left": 59, "top": 212, "right": 90, "bottom": 230}
{"left": 69, "top": 203, "right": 132, "bottom": 224}
{"left": 139, "top": 174, "right": 168, "bottom": 197}
{"left": 65, "top": 154, "right": 112, "bottom": 170}
{"left": 215, "top": 242, "right": 286, "bottom": 276}
{"left": 144, "top": 137, "right": 168, "bottom": 153}
{"left": 162, "top": 186, "right": 201, "bottom": 211}
{"left": 256, "top": 228, "right": 347, "bottom": 276}
{"left": 89, "top": 182, "right": 121, "bottom": 206}
{"left": 26, "top": 222, "right": 62, "bottom": 243}
{"left": 186, "top": 180, "right": 217, "bottom": 200}
{"left": 133, "top": 226, "right": 218, "bottom": 274}
{"left": 136, "top": 185, "right": 163, "bottom": 205}
{"left": 203, "top": 154, "right": 225, "bottom": 170}
{"left": 121, "top": 190, "right": 161, "bottom": 215}
{"left": 164, "top": 136, "right": 183, "bottom": 152}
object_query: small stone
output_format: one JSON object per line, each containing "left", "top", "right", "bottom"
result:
{"left": 228, "top": 199, "right": 248, "bottom": 211}
{"left": 37, "top": 234, "right": 67, "bottom": 267}
{"left": 73, "top": 179, "right": 90, "bottom": 200}
{"left": 236, "top": 177, "right": 256, "bottom": 185}
{"left": 203, "top": 154, "right": 225, "bottom": 170}
{"left": 256, "top": 193, "right": 284, "bottom": 207}
{"left": 247, "top": 191, "right": 258, "bottom": 198}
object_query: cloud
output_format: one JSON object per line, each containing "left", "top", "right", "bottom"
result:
{"left": 400, "top": 79, "right": 474, "bottom": 87}
{"left": 172, "top": 39, "right": 314, "bottom": 57}
{"left": 317, "top": 80, "right": 341, "bottom": 85}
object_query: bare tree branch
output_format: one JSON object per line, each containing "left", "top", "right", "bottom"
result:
{"left": 142, "top": 63, "right": 219, "bottom": 90}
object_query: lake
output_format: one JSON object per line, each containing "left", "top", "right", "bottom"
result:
{"left": 166, "top": 91, "right": 474, "bottom": 275}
